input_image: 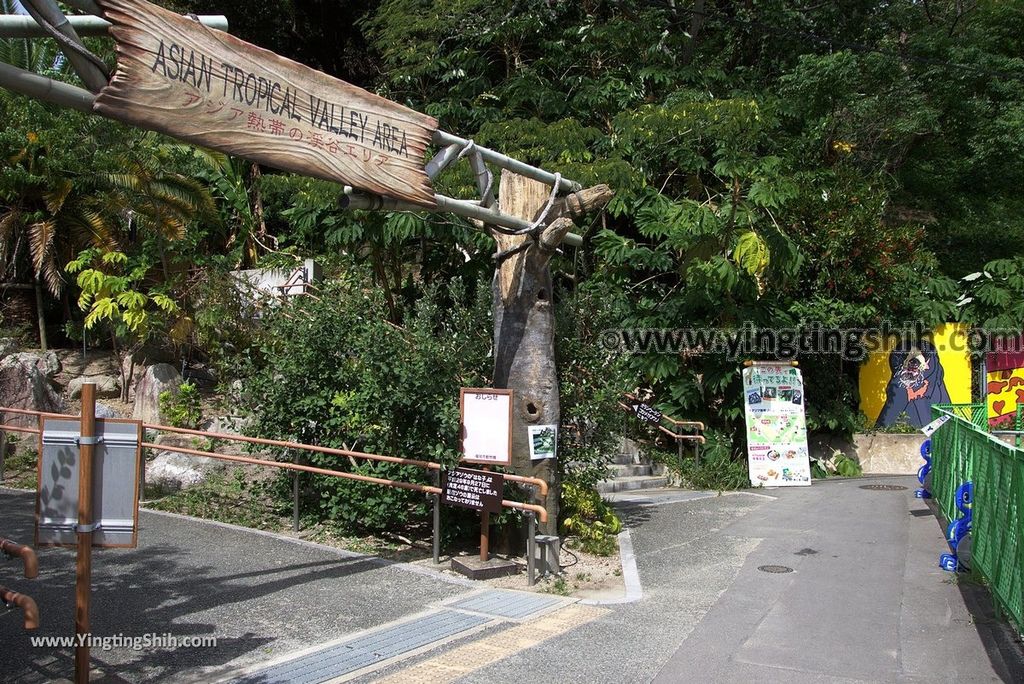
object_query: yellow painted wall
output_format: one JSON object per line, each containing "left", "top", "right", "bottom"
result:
{"left": 859, "top": 323, "right": 972, "bottom": 424}
{"left": 987, "top": 368, "right": 1024, "bottom": 426}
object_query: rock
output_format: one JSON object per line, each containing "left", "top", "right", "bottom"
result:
{"left": 68, "top": 375, "right": 121, "bottom": 400}
{"left": 0, "top": 352, "right": 63, "bottom": 426}
{"left": 95, "top": 402, "right": 120, "bottom": 419}
{"left": 132, "top": 363, "right": 182, "bottom": 425}
{"left": 199, "top": 415, "right": 249, "bottom": 435}
{"left": 6, "top": 351, "right": 60, "bottom": 379}
{"left": 146, "top": 451, "right": 223, "bottom": 491}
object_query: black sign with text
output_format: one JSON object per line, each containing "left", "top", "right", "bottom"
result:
{"left": 632, "top": 402, "right": 662, "bottom": 424}
{"left": 442, "top": 468, "right": 503, "bottom": 514}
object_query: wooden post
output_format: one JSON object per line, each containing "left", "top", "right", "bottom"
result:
{"left": 491, "top": 171, "right": 612, "bottom": 535}
{"left": 75, "top": 383, "right": 96, "bottom": 684}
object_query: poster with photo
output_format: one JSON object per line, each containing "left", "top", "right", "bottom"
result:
{"left": 742, "top": 364, "right": 812, "bottom": 487}
{"left": 528, "top": 425, "right": 557, "bottom": 461}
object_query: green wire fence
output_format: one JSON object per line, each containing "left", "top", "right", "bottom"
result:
{"left": 930, "top": 403, "right": 1024, "bottom": 629}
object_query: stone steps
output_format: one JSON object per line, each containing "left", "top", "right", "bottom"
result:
{"left": 596, "top": 474, "right": 670, "bottom": 494}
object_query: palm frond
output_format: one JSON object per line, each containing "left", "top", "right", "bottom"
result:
{"left": 43, "top": 178, "right": 73, "bottom": 214}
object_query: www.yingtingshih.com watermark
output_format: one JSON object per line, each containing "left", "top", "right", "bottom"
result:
{"left": 31, "top": 632, "right": 217, "bottom": 652}
{"left": 599, "top": 322, "right": 1022, "bottom": 362}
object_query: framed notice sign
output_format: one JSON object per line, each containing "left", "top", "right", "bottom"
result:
{"left": 460, "top": 388, "right": 513, "bottom": 466}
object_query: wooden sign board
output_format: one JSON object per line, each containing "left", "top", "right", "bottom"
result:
{"left": 35, "top": 418, "right": 142, "bottom": 548}
{"left": 94, "top": 0, "right": 437, "bottom": 206}
{"left": 460, "top": 388, "right": 513, "bottom": 466}
{"left": 442, "top": 468, "right": 503, "bottom": 514}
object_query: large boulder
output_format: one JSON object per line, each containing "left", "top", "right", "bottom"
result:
{"left": 0, "top": 352, "right": 63, "bottom": 426}
{"left": 5, "top": 351, "right": 60, "bottom": 379}
{"left": 68, "top": 375, "right": 121, "bottom": 400}
{"left": 132, "top": 363, "right": 182, "bottom": 425}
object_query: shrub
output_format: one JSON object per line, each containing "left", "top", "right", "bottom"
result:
{"left": 159, "top": 381, "right": 202, "bottom": 428}
{"left": 560, "top": 482, "right": 623, "bottom": 556}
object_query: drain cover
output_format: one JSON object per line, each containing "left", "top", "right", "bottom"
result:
{"left": 758, "top": 564, "right": 794, "bottom": 574}
{"left": 859, "top": 484, "right": 908, "bottom": 491}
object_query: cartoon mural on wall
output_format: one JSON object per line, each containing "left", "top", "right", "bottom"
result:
{"left": 860, "top": 324, "right": 972, "bottom": 428}
{"left": 985, "top": 335, "right": 1024, "bottom": 427}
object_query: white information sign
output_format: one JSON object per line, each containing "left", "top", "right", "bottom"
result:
{"left": 460, "top": 388, "right": 513, "bottom": 466}
{"left": 742, "top": 364, "right": 812, "bottom": 487}
{"left": 528, "top": 425, "right": 557, "bottom": 461}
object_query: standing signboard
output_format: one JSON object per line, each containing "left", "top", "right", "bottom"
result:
{"left": 94, "top": 0, "right": 438, "bottom": 206}
{"left": 35, "top": 418, "right": 142, "bottom": 547}
{"left": 742, "top": 363, "right": 812, "bottom": 487}
{"left": 460, "top": 388, "right": 513, "bottom": 466}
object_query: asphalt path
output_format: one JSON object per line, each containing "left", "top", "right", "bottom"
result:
{"left": 3, "top": 477, "right": 1022, "bottom": 683}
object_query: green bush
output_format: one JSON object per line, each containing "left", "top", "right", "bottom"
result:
{"left": 560, "top": 483, "right": 623, "bottom": 556}
{"left": 665, "top": 428, "right": 750, "bottom": 491}
{"left": 159, "top": 381, "right": 202, "bottom": 428}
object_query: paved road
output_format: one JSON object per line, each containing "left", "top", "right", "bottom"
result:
{"left": 2, "top": 478, "right": 1021, "bottom": 683}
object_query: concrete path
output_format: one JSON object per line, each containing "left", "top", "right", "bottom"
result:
{"left": 2, "top": 478, "right": 1022, "bottom": 683}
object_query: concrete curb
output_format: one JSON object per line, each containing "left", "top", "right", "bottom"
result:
{"left": 581, "top": 529, "right": 642, "bottom": 606}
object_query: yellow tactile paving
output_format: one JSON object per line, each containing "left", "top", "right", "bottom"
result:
{"left": 370, "top": 604, "right": 607, "bottom": 684}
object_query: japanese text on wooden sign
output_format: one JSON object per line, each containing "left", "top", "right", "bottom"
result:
{"left": 442, "top": 468, "right": 503, "bottom": 514}
{"left": 94, "top": 0, "right": 437, "bottom": 206}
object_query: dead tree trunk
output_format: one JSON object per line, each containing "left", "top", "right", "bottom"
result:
{"left": 492, "top": 171, "right": 612, "bottom": 535}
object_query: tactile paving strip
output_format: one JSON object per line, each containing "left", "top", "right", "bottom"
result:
{"left": 234, "top": 610, "right": 490, "bottom": 684}
{"left": 445, "top": 590, "right": 565, "bottom": 620}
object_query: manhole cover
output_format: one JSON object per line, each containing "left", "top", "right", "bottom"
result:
{"left": 758, "top": 564, "right": 794, "bottom": 574}
{"left": 859, "top": 484, "right": 908, "bottom": 491}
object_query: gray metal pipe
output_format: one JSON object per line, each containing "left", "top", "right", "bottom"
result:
{"left": 0, "top": 14, "right": 229, "bottom": 38}
{"left": 20, "top": 0, "right": 108, "bottom": 92}
{"left": 341, "top": 189, "right": 584, "bottom": 248}
{"left": 0, "top": 60, "right": 95, "bottom": 112}
{"left": 432, "top": 130, "right": 582, "bottom": 193}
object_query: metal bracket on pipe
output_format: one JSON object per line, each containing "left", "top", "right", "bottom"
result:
{"left": 75, "top": 436, "right": 102, "bottom": 446}
{"left": 74, "top": 522, "right": 101, "bottom": 533}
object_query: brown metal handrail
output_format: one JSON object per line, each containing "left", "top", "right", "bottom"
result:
{"left": 1, "top": 585, "right": 39, "bottom": 629}
{"left": 0, "top": 405, "right": 548, "bottom": 522}
{"left": 145, "top": 422, "right": 548, "bottom": 497}
{"left": 141, "top": 439, "right": 547, "bottom": 523}
{"left": 1, "top": 538, "right": 38, "bottom": 579}
{"left": 617, "top": 400, "right": 707, "bottom": 445}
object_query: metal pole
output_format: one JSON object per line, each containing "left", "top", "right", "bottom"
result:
{"left": 480, "top": 512, "right": 489, "bottom": 562}
{"left": 75, "top": 383, "right": 97, "bottom": 684}
{"left": 292, "top": 471, "right": 300, "bottom": 533}
{"left": 432, "top": 469, "right": 440, "bottom": 565}
{"left": 0, "top": 14, "right": 229, "bottom": 38}
{"left": 527, "top": 512, "right": 536, "bottom": 586}
{"left": 0, "top": 60, "right": 96, "bottom": 113}
{"left": 0, "top": 429, "right": 6, "bottom": 486}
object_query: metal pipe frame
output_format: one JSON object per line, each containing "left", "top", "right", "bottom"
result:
{"left": 1, "top": 585, "right": 40, "bottom": 630}
{"left": 341, "top": 189, "right": 583, "bottom": 248}
{"left": 0, "top": 13, "right": 228, "bottom": 38}
{"left": 20, "top": 0, "right": 108, "bottom": 92}
{"left": 1, "top": 538, "right": 38, "bottom": 579}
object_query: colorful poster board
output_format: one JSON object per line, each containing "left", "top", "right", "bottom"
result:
{"left": 460, "top": 388, "right": 513, "bottom": 466}
{"left": 860, "top": 323, "right": 972, "bottom": 428}
{"left": 742, "top": 364, "right": 812, "bottom": 487}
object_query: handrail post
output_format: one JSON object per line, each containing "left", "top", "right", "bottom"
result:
{"left": 527, "top": 511, "right": 537, "bottom": 586}
{"left": 432, "top": 469, "right": 441, "bottom": 565}
{"left": 292, "top": 450, "right": 300, "bottom": 533}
